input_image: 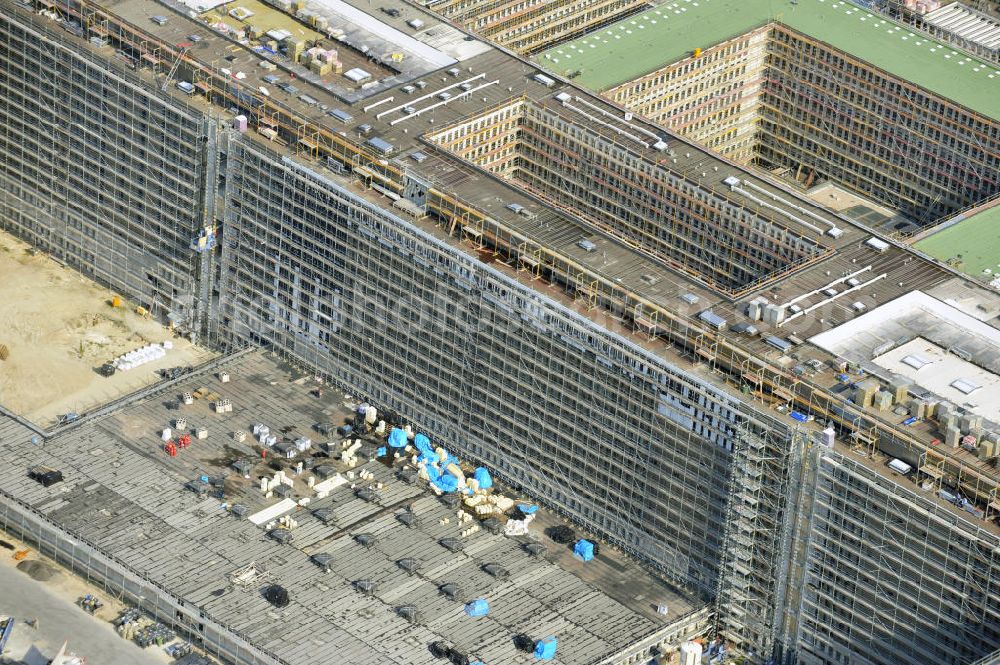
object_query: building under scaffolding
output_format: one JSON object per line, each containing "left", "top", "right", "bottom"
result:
{"left": 537, "top": 0, "right": 1000, "bottom": 227}
{"left": 420, "top": 0, "right": 646, "bottom": 54}
{"left": 0, "top": 0, "right": 999, "bottom": 663}
{"left": 0, "top": 7, "right": 215, "bottom": 327}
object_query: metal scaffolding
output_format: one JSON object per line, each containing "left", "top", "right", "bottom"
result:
{"left": 427, "top": 0, "right": 647, "bottom": 54}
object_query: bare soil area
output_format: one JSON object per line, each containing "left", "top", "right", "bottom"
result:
{"left": 0, "top": 230, "right": 215, "bottom": 427}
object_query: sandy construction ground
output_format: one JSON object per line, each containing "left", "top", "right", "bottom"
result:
{"left": 0, "top": 230, "right": 215, "bottom": 428}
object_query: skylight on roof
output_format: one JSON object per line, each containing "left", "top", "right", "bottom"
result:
{"left": 950, "top": 378, "right": 981, "bottom": 395}
{"left": 901, "top": 354, "right": 932, "bottom": 369}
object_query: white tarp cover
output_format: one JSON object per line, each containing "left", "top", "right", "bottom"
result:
{"left": 248, "top": 498, "right": 297, "bottom": 525}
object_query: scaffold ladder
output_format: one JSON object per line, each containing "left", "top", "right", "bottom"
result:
{"left": 161, "top": 43, "right": 191, "bottom": 92}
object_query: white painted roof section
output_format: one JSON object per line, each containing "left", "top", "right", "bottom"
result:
{"left": 313, "top": 474, "right": 348, "bottom": 493}
{"left": 924, "top": 3, "right": 1000, "bottom": 50}
{"left": 810, "top": 290, "right": 1000, "bottom": 353}
{"left": 872, "top": 339, "right": 1000, "bottom": 423}
{"left": 810, "top": 290, "right": 1000, "bottom": 424}
{"left": 309, "top": 0, "right": 457, "bottom": 69}
{"left": 413, "top": 24, "right": 492, "bottom": 62}
{"left": 176, "top": 0, "right": 231, "bottom": 13}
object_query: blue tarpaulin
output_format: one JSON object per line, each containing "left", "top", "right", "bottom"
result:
{"left": 534, "top": 637, "right": 557, "bottom": 660}
{"left": 473, "top": 467, "right": 493, "bottom": 489}
{"left": 388, "top": 428, "right": 408, "bottom": 448}
{"left": 418, "top": 450, "right": 440, "bottom": 465}
{"left": 574, "top": 540, "right": 595, "bottom": 562}
{"left": 517, "top": 503, "right": 539, "bottom": 515}
{"left": 376, "top": 447, "right": 387, "bottom": 457}
{"left": 432, "top": 473, "right": 459, "bottom": 493}
{"left": 414, "top": 433, "right": 431, "bottom": 452}
{"left": 425, "top": 464, "right": 442, "bottom": 482}
{"left": 465, "top": 599, "right": 489, "bottom": 617}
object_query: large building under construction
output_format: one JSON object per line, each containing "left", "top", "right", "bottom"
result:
{"left": 0, "top": 0, "right": 999, "bottom": 663}
{"left": 536, "top": 0, "right": 1000, "bottom": 226}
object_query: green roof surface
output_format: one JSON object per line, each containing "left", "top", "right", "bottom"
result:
{"left": 915, "top": 205, "right": 1000, "bottom": 279}
{"left": 534, "top": 0, "right": 1000, "bottom": 121}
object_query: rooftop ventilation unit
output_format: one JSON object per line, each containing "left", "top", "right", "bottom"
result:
{"left": 396, "top": 510, "right": 418, "bottom": 527}
{"left": 328, "top": 108, "right": 353, "bottom": 122}
{"left": 482, "top": 563, "right": 509, "bottom": 579}
{"left": 533, "top": 73, "right": 556, "bottom": 87}
{"left": 355, "top": 533, "right": 377, "bottom": 547}
{"left": 901, "top": 354, "right": 932, "bottom": 370}
{"left": 366, "top": 137, "right": 394, "bottom": 155}
{"left": 439, "top": 582, "right": 462, "bottom": 599}
{"left": 344, "top": 68, "right": 372, "bottom": 83}
{"left": 398, "top": 558, "right": 421, "bottom": 574}
{"left": 396, "top": 605, "right": 420, "bottom": 623}
{"left": 951, "top": 378, "right": 981, "bottom": 395}
{"left": 440, "top": 537, "right": 464, "bottom": 552}
{"left": 269, "top": 528, "right": 292, "bottom": 544}
{"left": 311, "top": 553, "right": 333, "bottom": 572}
{"left": 865, "top": 237, "right": 890, "bottom": 253}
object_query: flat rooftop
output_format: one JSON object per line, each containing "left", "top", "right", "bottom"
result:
{"left": 10, "top": 0, "right": 999, "bottom": 524}
{"left": 809, "top": 290, "right": 1000, "bottom": 427}
{"left": 914, "top": 202, "right": 1000, "bottom": 282}
{"left": 872, "top": 338, "right": 1000, "bottom": 425}
{"left": 0, "top": 351, "right": 700, "bottom": 665}
{"left": 534, "top": 0, "right": 1000, "bottom": 120}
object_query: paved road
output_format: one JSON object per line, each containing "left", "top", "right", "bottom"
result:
{"left": 0, "top": 561, "right": 167, "bottom": 665}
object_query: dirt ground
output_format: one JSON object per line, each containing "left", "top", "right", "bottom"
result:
{"left": 0, "top": 533, "right": 177, "bottom": 664}
{"left": 0, "top": 230, "right": 216, "bottom": 428}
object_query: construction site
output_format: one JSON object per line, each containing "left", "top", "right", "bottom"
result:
{"left": 535, "top": 0, "right": 999, "bottom": 227}
{"left": 0, "top": 0, "right": 998, "bottom": 663}
{"left": 0, "top": 228, "right": 213, "bottom": 427}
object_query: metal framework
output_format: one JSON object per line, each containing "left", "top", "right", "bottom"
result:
{"left": 601, "top": 22, "right": 999, "bottom": 228}
{"left": 1, "top": 2, "right": 999, "bottom": 664}
{"left": 795, "top": 452, "right": 1000, "bottom": 665}
{"left": 426, "top": 0, "right": 647, "bottom": 54}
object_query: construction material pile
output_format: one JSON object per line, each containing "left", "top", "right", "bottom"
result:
{"left": 112, "top": 341, "right": 171, "bottom": 371}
